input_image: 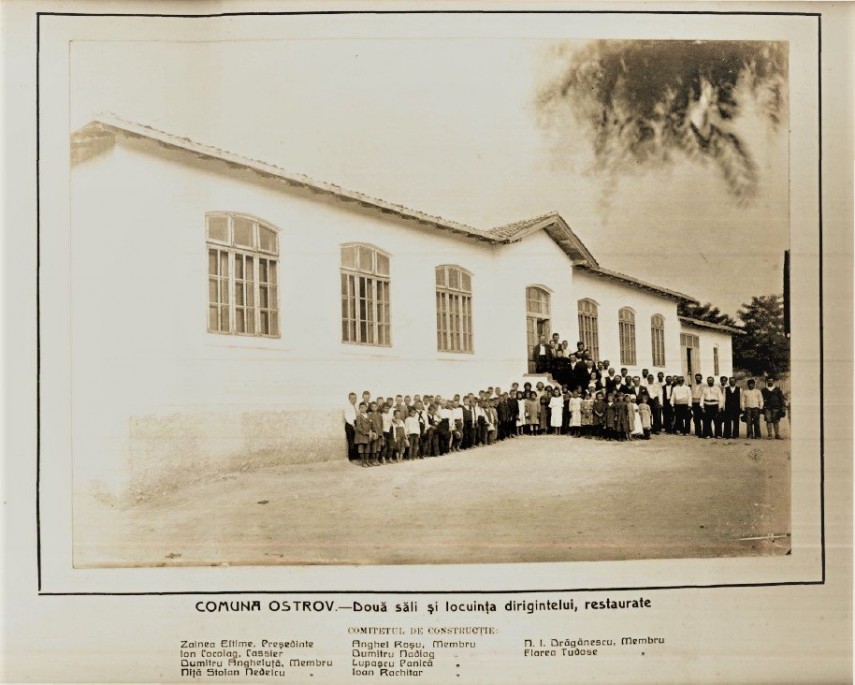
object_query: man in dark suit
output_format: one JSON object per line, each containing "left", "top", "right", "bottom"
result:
{"left": 627, "top": 377, "right": 649, "bottom": 401}
{"left": 532, "top": 335, "right": 552, "bottom": 374}
{"left": 573, "top": 357, "right": 590, "bottom": 391}
{"left": 722, "top": 377, "right": 742, "bottom": 438}
{"left": 461, "top": 398, "right": 475, "bottom": 449}
{"left": 661, "top": 375, "right": 675, "bottom": 433}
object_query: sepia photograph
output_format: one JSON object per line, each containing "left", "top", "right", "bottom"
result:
{"left": 67, "top": 34, "right": 792, "bottom": 569}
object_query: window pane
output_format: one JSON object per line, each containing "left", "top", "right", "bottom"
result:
{"left": 267, "top": 262, "right": 277, "bottom": 285}
{"left": 207, "top": 215, "right": 229, "bottom": 243}
{"left": 268, "top": 312, "right": 278, "bottom": 336}
{"left": 358, "top": 246, "right": 374, "bottom": 273}
{"left": 208, "top": 249, "right": 218, "bottom": 275}
{"left": 461, "top": 272, "right": 471, "bottom": 292}
{"left": 208, "top": 306, "right": 218, "bottom": 330}
{"left": 436, "top": 268, "right": 446, "bottom": 287}
{"left": 449, "top": 268, "right": 460, "bottom": 289}
{"left": 219, "top": 305, "right": 229, "bottom": 331}
{"left": 260, "top": 311, "right": 269, "bottom": 335}
{"left": 259, "top": 260, "right": 268, "bottom": 283}
{"left": 341, "top": 245, "right": 357, "bottom": 269}
{"left": 376, "top": 252, "right": 389, "bottom": 276}
{"left": 235, "top": 256, "right": 243, "bottom": 280}
{"left": 235, "top": 308, "right": 245, "bottom": 333}
{"left": 208, "top": 278, "right": 218, "bottom": 304}
{"left": 233, "top": 217, "right": 254, "bottom": 247}
{"left": 219, "top": 251, "right": 229, "bottom": 276}
{"left": 259, "top": 225, "right": 276, "bottom": 253}
{"left": 268, "top": 285, "right": 277, "bottom": 309}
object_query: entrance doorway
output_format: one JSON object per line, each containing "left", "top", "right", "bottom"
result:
{"left": 680, "top": 332, "right": 700, "bottom": 377}
{"left": 526, "top": 286, "right": 552, "bottom": 373}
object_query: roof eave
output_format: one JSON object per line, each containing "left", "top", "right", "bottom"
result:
{"left": 575, "top": 265, "right": 698, "bottom": 304}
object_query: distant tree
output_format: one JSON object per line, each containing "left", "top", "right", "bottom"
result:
{"left": 733, "top": 294, "right": 789, "bottom": 377}
{"left": 678, "top": 301, "right": 738, "bottom": 328}
{"left": 538, "top": 40, "right": 787, "bottom": 204}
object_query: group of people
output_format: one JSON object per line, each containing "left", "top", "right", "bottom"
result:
{"left": 342, "top": 338, "right": 788, "bottom": 467}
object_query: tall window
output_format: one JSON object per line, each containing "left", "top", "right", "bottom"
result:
{"left": 713, "top": 346, "right": 720, "bottom": 376}
{"left": 618, "top": 307, "right": 637, "bottom": 365}
{"left": 435, "top": 266, "right": 473, "bottom": 352}
{"left": 207, "top": 212, "right": 279, "bottom": 337}
{"left": 526, "top": 287, "right": 552, "bottom": 371}
{"left": 680, "top": 333, "right": 700, "bottom": 376}
{"left": 577, "top": 299, "right": 600, "bottom": 360}
{"left": 651, "top": 314, "right": 666, "bottom": 367}
{"left": 340, "top": 244, "right": 391, "bottom": 346}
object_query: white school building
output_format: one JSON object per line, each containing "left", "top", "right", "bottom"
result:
{"left": 70, "top": 114, "right": 737, "bottom": 502}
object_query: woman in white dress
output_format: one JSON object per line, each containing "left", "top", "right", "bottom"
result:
{"left": 630, "top": 396, "right": 644, "bottom": 438}
{"left": 568, "top": 392, "right": 582, "bottom": 437}
{"left": 548, "top": 388, "right": 564, "bottom": 434}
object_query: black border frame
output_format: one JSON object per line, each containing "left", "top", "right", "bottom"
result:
{"left": 36, "top": 9, "right": 824, "bottom": 596}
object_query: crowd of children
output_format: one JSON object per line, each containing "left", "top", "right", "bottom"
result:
{"left": 342, "top": 340, "right": 789, "bottom": 467}
{"left": 344, "top": 383, "right": 661, "bottom": 468}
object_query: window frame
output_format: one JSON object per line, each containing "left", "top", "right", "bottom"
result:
{"left": 577, "top": 298, "right": 600, "bottom": 361}
{"left": 340, "top": 243, "right": 392, "bottom": 347}
{"left": 206, "top": 212, "right": 280, "bottom": 339}
{"left": 618, "top": 307, "right": 637, "bottom": 366}
{"left": 435, "top": 265, "right": 474, "bottom": 353}
{"left": 650, "top": 314, "right": 666, "bottom": 367}
{"left": 680, "top": 332, "right": 701, "bottom": 376}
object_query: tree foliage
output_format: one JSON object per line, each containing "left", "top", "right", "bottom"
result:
{"left": 538, "top": 40, "right": 787, "bottom": 203}
{"left": 678, "top": 301, "right": 738, "bottom": 328}
{"left": 733, "top": 294, "right": 789, "bottom": 377}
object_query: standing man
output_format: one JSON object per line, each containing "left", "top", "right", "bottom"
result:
{"left": 699, "top": 376, "right": 724, "bottom": 438}
{"left": 344, "top": 392, "right": 358, "bottom": 460}
{"left": 741, "top": 379, "right": 764, "bottom": 439}
{"left": 628, "top": 376, "right": 648, "bottom": 401}
{"left": 691, "top": 373, "right": 705, "bottom": 437}
{"left": 605, "top": 367, "right": 620, "bottom": 394}
{"left": 671, "top": 377, "right": 692, "bottom": 434}
{"left": 533, "top": 335, "right": 552, "bottom": 374}
{"left": 662, "top": 375, "right": 675, "bottom": 434}
{"left": 722, "top": 378, "right": 742, "bottom": 439}
{"left": 574, "top": 356, "right": 591, "bottom": 392}
{"left": 646, "top": 373, "right": 663, "bottom": 434}
{"left": 761, "top": 378, "right": 787, "bottom": 439}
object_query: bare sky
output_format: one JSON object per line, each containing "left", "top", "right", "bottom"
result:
{"left": 71, "top": 38, "right": 789, "bottom": 316}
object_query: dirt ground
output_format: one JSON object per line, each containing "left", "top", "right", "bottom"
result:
{"left": 74, "top": 429, "right": 791, "bottom": 568}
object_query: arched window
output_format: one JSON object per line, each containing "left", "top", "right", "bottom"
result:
{"left": 526, "top": 287, "right": 552, "bottom": 371}
{"left": 435, "top": 265, "right": 473, "bottom": 352}
{"left": 340, "top": 244, "right": 391, "bottom": 346}
{"left": 206, "top": 212, "right": 279, "bottom": 337}
{"left": 618, "top": 307, "right": 637, "bottom": 366}
{"left": 651, "top": 314, "right": 666, "bottom": 367}
{"left": 577, "top": 299, "right": 600, "bottom": 361}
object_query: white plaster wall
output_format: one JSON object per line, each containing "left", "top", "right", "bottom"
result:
{"left": 572, "top": 270, "right": 682, "bottom": 376}
{"left": 686, "top": 327, "right": 734, "bottom": 379}
{"left": 71, "top": 136, "right": 733, "bottom": 500}
{"left": 70, "top": 138, "right": 579, "bottom": 498}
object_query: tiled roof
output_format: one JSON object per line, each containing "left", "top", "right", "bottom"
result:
{"left": 71, "top": 114, "right": 497, "bottom": 243}
{"left": 72, "top": 114, "right": 701, "bottom": 305}
{"left": 489, "top": 212, "right": 559, "bottom": 240}
{"left": 575, "top": 264, "right": 698, "bottom": 303}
